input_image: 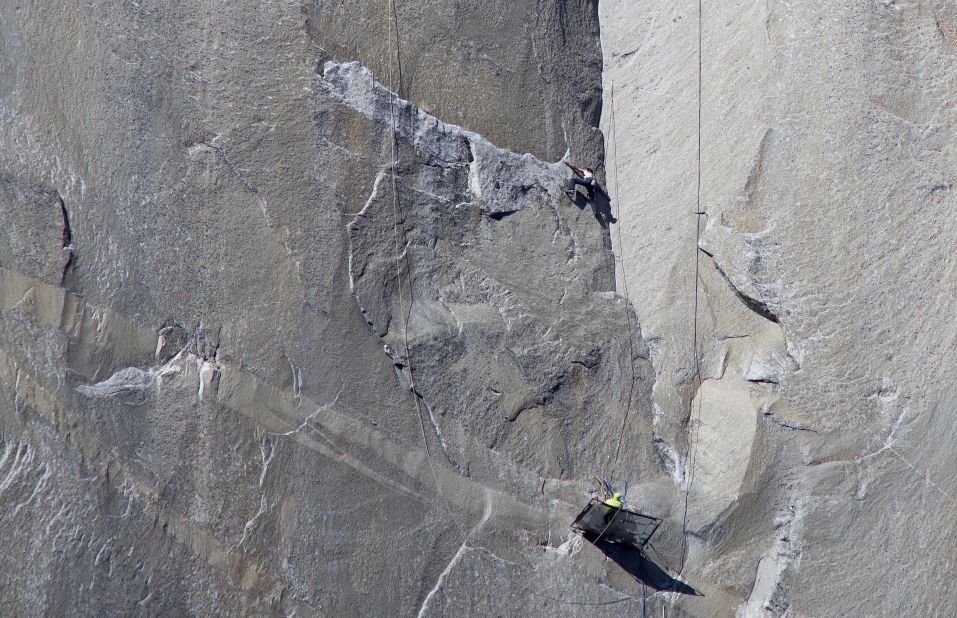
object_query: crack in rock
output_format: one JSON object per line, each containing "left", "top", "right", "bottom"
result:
{"left": 701, "top": 247, "right": 780, "bottom": 324}
{"left": 58, "top": 196, "right": 75, "bottom": 286}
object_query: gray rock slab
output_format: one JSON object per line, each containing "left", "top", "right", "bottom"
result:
{"left": 602, "top": 0, "right": 957, "bottom": 614}
{"left": 0, "top": 1, "right": 675, "bottom": 615}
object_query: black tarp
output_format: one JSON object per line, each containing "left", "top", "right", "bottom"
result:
{"left": 570, "top": 498, "right": 661, "bottom": 549}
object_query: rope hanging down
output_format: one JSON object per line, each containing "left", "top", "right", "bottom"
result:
{"left": 608, "top": 0, "right": 706, "bottom": 589}
{"left": 381, "top": 0, "right": 698, "bottom": 609}
{"left": 608, "top": 0, "right": 705, "bottom": 590}
{"left": 673, "top": 0, "right": 706, "bottom": 583}
{"left": 384, "top": 0, "right": 463, "bottom": 535}
{"left": 585, "top": 80, "right": 636, "bottom": 552}
{"left": 382, "top": 2, "right": 651, "bottom": 609}
{"left": 610, "top": 80, "right": 638, "bottom": 467}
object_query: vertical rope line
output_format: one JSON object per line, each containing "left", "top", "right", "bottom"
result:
{"left": 385, "top": 0, "right": 463, "bottom": 535}
{"left": 389, "top": 0, "right": 405, "bottom": 98}
{"left": 390, "top": 0, "right": 419, "bottom": 413}
{"left": 610, "top": 80, "right": 638, "bottom": 467}
{"left": 383, "top": 2, "right": 654, "bottom": 608}
{"left": 674, "top": 0, "right": 706, "bottom": 580}
{"left": 641, "top": 580, "right": 647, "bottom": 618}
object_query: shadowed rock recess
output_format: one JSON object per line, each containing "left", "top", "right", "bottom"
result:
{"left": 3, "top": 1, "right": 955, "bottom": 617}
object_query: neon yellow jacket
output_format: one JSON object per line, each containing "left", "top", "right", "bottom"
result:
{"left": 603, "top": 493, "right": 623, "bottom": 509}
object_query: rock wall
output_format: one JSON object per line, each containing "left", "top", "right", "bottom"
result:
{"left": 602, "top": 0, "right": 957, "bottom": 615}
{"left": 2, "top": 0, "right": 955, "bottom": 616}
{"left": 307, "top": 0, "right": 605, "bottom": 163}
{"left": 0, "top": 1, "right": 666, "bottom": 616}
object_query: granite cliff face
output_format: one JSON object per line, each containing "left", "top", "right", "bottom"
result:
{"left": 0, "top": 2, "right": 655, "bottom": 615}
{"left": 1, "top": 1, "right": 955, "bottom": 616}
{"left": 602, "top": 0, "right": 957, "bottom": 615}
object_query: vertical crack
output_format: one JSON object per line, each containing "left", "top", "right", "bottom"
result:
{"left": 58, "top": 196, "right": 76, "bottom": 287}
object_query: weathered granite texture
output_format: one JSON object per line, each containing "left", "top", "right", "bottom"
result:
{"left": 602, "top": 0, "right": 957, "bottom": 615}
{"left": 307, "top": 0, "right": 605, "bottom": 162}
{"left": 0, "top": 2, "right": 677, "bottom": 616}
{"left": 5, "top": 0, "right": 954, "bottom": 616}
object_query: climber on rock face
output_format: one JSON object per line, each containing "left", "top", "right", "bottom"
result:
{"left": 564, "top": 161, "right": 596, "bottom": 199}
{"left": 603, "top": 491, "right": 623, "bottom": 509}
{"left": 562, "top": 160, "right": 617, "bottom": 226}
{"left": 601, "top": 491, "right": 624, "bottom": 527}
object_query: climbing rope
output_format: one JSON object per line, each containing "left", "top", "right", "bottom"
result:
{"left": 641, "top": 581, "right": 647, "bottom": 618}
{"left": 379, "top": 0, "right": 702, "bottom": 609}
{"left": 380, "top": 3, "right": 654, "bottom": 610}
{"left": 606, "top": 0, "right": 706, "bottom": 589}
{"left": 587, "top": 79, "right": 638, "bottom": 554}
{"left": 672, "top": 0, "right": 707, "bottom": 583}
{"left": 384, "top": 0, "right": 465, "bottom": 538}
{"left": 604, "top": 0, "right": 705, "bottom": 572}
{"left": 610, "top": 80, "right": 639, "bottom": 467}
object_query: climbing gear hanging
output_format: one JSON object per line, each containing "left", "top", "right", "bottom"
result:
{"left": 379, "top": 0, "right": 691, "bottom": 608}
{"left": 574, "top": 0, "right": 707, "bottom": 594}
{"left": 381, "top": 0, "right": 640, "bottom": 609}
